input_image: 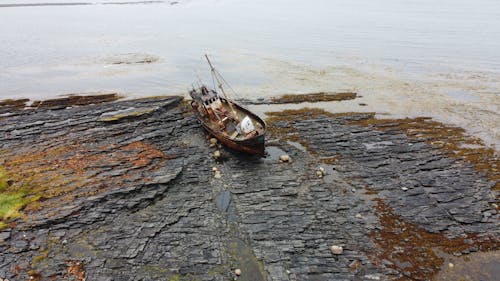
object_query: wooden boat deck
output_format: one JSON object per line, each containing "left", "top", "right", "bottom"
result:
{"left": 201, "top": 99, "right": 265, "bottom": 141}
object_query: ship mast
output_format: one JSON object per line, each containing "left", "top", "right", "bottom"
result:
{"left": 205, "top": 54, "right": 237, "bottom": 116}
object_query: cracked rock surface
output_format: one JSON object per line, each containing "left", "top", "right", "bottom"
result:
{"left": 0, "top": 97, "right": 498, "bottom": 281}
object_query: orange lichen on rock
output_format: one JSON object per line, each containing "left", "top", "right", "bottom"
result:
{"left": 370, "top": 199, "right": 499, "bottom": 281}
{"left": 0, "top": 140, "right": 169, "bottom": 228}
{"left": 66, "top": 260, "right": 85, "bottom": 281}
{"left": 122, "top": 141, "right": 169, "bottom": 168}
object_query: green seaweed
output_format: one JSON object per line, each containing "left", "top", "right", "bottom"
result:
{"left": 0, "top": 167, "right": 8, "bottom": 192}
{"left": 0, "top": 192, "right": 29, "bottom": 221}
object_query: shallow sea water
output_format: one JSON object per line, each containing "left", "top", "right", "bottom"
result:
{"left": 0, "top": 0, "right": 499, "bottom": 148}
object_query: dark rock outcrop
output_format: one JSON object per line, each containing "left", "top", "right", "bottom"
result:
{"left": 0, "top": 98, "right": 497, "bottom": 281}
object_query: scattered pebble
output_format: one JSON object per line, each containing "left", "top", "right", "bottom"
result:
{"left": 355, "top": 213, "right": 363, "bottom": 219}
{"left": 448, "top": 262, "right": 454, "bottom": 268}
{"left": 210, "top": 138, "right": 218, "bottom": 145}
{"left": 213, "top": 150, "right": 221, "bottom": 159}
{"left": 330, "top": 245, "right": 343, "bottom": 255}
{"left": 279, "top": 154, "right": 291, "bottom": 163}
{"left": 316, "top": 166, "right": 325, "bottom": 177}
{"left": 401, "top": 187, "right": 408, "bottom": 191}
{"left": 234, "top": 268, "right": 241, "bottom": 276}
{"left": 214, "top": 171, "right": 222, "bottom": 179}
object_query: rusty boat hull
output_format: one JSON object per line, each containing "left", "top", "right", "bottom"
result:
{"left": 191, "top": 100, "right": 266, "bottom": 156}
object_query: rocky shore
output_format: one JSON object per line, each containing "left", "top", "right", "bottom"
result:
{"left": 0, "top": 95, "right": 498, "bottom": 281}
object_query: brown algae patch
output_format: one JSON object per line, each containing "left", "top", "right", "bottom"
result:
{"left": 0, "top": 93, "right": 120, "bottom": 114}
{"left": 0, "top": 98, "right": 30, "bottom": 109}
{"left": 266, "top": 108, "right": 499, "bottom": 191}
{"left": 348, "top": 115, "right": 499, "bottom": 191}
{"left": 371, "top": 199, "right": 499, "bottom": 281}
{"left": 31, "top": 93, "right": 120, "bottom": 109}
{"left": 265, "top": 108, "right": 373, "bottom": 158}
{"left": 271, "top": 92, "right": 357, "bottom": 104}
{"left": 0, "top": 140, "right": 169, "bottom": 229}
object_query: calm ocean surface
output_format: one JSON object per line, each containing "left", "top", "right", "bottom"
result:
{"left": 1, "top": 0, "right": 499, "bottom": 146}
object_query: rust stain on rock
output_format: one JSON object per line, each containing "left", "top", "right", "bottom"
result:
{"left": 0, "top": 140, "right": 169, "bottom": 227}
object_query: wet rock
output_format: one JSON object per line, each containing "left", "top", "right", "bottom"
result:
{"left": 103, "top": 53, "right": 159, "bottom": 65}
{"left": 1, "top": 99, "right": 498, "bottom": 281}
{"left": 0, "top": 231, "right": 10, "bottom": 243}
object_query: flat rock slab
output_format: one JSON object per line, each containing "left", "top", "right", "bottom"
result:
{"left": 0, "top": 98, "right": 498, "bottom": 281}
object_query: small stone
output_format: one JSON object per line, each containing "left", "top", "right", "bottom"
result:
{"left": 279, "top": 154, "right": 290, "bottom": 162}
{"left": 355, "top": 213, "right": 363, "bottom": 218}
{"left": 401, "top": 187, "right": 408, "bottom": 191}
{"left": 212, "top": 167, "right": 219, "bottom": 172}
{"left": 316, "top": 167, "right": 325, "bottom": 177}
{"left": 234, "top": 268, "right": 241, "bottom": 276}
{"left": 316, "top": 170, "right": 323, "bottom": 178}
{"left": 330, "top": 245, "right": 343, "bottom": 255}
{"left": 213, "top": 150, "right": 221, "bottom": 159}
{"left": 210, "top": 138, "right": 218, "bottom": 145}
{"left": 214, "top": 171, "right": 222, "bottom": 179}
{"left": 448, "top": 262, "right": 454, "bottom": 268}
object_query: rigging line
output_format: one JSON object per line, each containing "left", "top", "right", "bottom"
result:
{"left": 214, "top": 69, "right": 242, "bottom": 100}
{"left": 194, "top": 67, "right": 203, "bottom": 87}
{"left": 211, "top": 71, "right": 218, "bottom": 96}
